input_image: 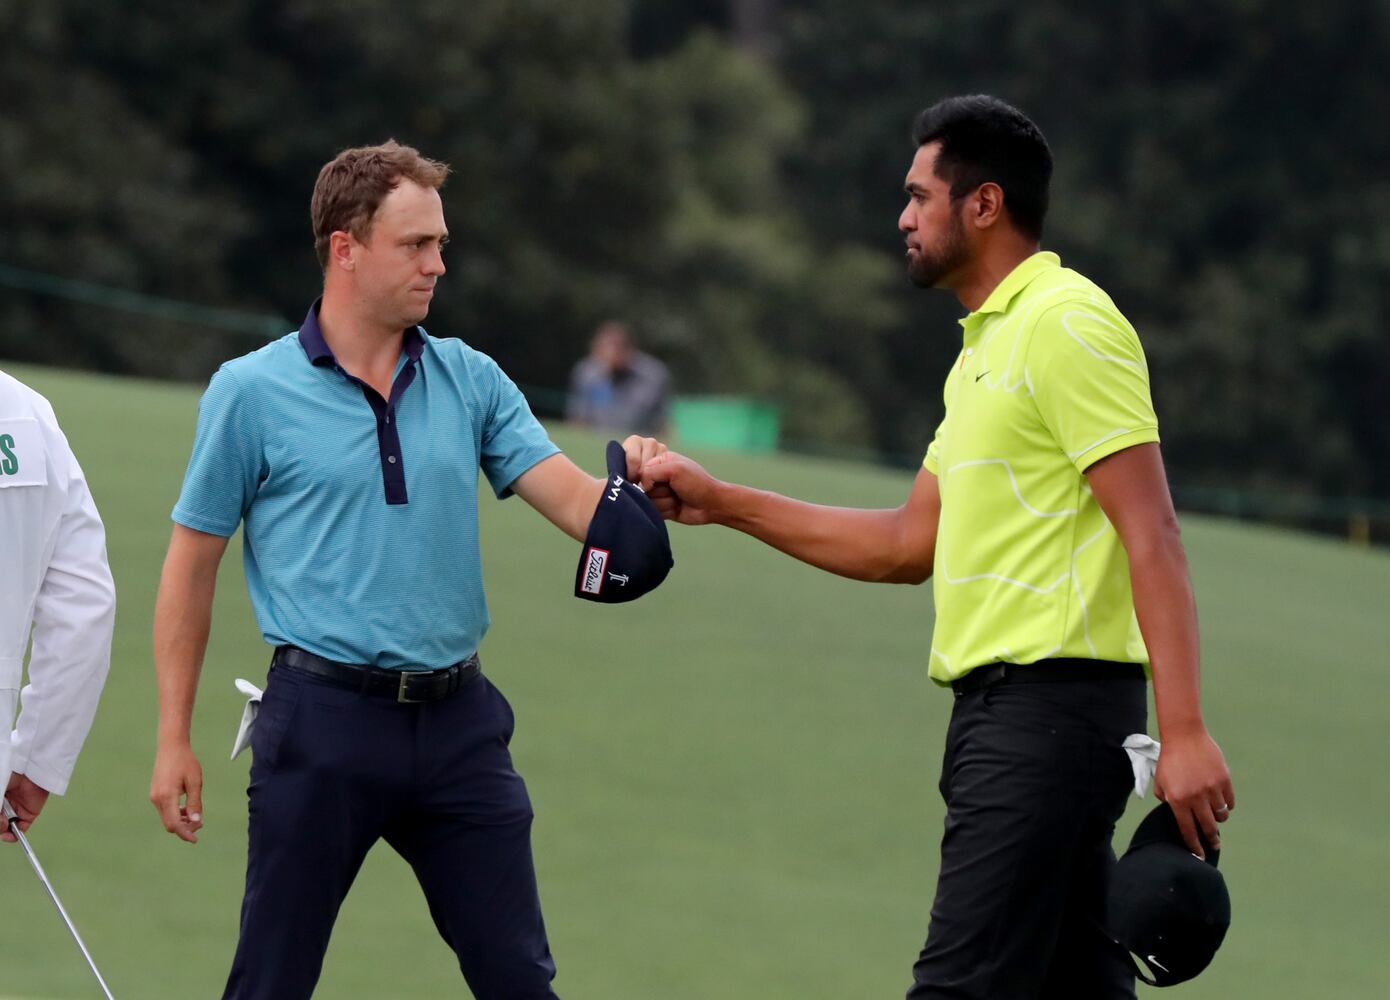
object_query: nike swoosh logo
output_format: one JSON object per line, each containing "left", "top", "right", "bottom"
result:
{"left": 975, "top": 371, "right": 989, "bottom": 382}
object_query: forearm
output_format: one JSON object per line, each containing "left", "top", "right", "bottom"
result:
{"left": 1087, "top": 444, "right": 1232, "bottom": 852}
{"left": 14, "top": 578, "right": 116, "bottom": 793}
{"left": 510, "top": 453, "right": 608, "bottom": 543}
{"left": 152, "top": 558, "right": 217, "bottom": 746}
{"left": 709, "top": 481, "right": 931, "bottom": 583}
{"left": 562, "top": 475, "right": 606, "bottom": 542}
{"left": 11, "top": 484, "right": 117, "bottom": 794}
{"left": 1128, "top": 525, "right": 1206, "bottom": 738}
{"left": 532, "top": 473, "right": 604, "bottom": 543}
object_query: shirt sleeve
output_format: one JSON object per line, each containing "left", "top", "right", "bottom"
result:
{"left": 1027, "top": 303, "right": 1160, "bottom": 472}
{"left": 9, "top": 408, "right": 116, "bottom": 796}
{"left": 478, "top": 358, "right": 561, "bottom": 499}
{"left": 923, "top": 355, "right": 959, "bottom": 476}
{"left": 171, "top": 366, "right": 265, "bottom": 536}
{"left": 923, "top": 419, "right": 944, "bottom": 475}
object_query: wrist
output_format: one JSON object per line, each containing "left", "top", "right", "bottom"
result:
{"left": 18, "top": 774, "right": 51, "bottom": 796}
{"left": 157, "top": 728, "right": 194, "bottom": 751}
{"left": 1157, "top": 715, "right": 1209, "bottom": 742}
{"left": 706, "top": 479, "right": 743, "bottom": 528}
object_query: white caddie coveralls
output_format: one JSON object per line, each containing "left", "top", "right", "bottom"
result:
{"left": 0, "top": 368, "right": 115, "bottom": 797}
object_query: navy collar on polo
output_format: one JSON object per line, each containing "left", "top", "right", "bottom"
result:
{"left": 296, "top": 299, "right": 427, "bottom": 506}
{"left": 297, "top": 298, "right": 427, "bottom": 368}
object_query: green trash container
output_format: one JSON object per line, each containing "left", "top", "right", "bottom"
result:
{"left": 671, "top": 396, "right": 780, "bottom": 453}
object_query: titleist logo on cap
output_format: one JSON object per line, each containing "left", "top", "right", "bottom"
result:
{"left": 580, "top": 547, "right": 610, "bottom": 594}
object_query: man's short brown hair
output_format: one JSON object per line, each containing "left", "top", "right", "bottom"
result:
{"left": 310, "top": 140, "right": 450, "bottom": 270}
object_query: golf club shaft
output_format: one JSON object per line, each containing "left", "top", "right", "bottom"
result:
{"left": 2, "top": 798, "right": 118, "bottom": 1000}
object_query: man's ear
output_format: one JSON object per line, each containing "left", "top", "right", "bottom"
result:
{"left": 969, "top": 182, "right": 1006, "bottom": 230}
{"left": 328, "top": 230, "right": 356, "bottom": 273}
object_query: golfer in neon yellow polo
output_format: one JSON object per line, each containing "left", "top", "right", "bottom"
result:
{"left": 641, "top": 95, "right": 1235, "bottom": 999}
{"left": 925, "top": 250, "right": 1159, "bottom": 681}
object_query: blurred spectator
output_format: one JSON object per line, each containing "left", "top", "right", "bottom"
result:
{"left": 567, "top": 321, "right": 671, "bottom": 436}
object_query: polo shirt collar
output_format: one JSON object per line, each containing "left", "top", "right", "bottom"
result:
{"left": 971, "top": 251, "right": 1061, "bottom": 318}
{"left": 296, "top": 298, "right": 427, "bottom": 367}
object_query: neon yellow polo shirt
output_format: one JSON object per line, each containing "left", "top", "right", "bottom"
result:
{"left": 923, "top": 252, "right": 1159, "bottom": 683}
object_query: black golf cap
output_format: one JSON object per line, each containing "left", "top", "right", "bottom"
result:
{"left": 1106, "top": 802, "right": 1231, "bottom": 987}
{"left": 574, "top": 440, "right": 673, "bottom": 603}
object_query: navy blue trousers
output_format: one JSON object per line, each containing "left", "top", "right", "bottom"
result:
{"left": 906, "top": 676, "right": 1145, "bottom": 1000}
{"left": 222, "top": 663, "right": 559, "bottom": 1000}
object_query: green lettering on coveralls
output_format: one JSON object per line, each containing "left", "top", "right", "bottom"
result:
{"left": 0, "top": 433, "right": 18, "bottom": 475}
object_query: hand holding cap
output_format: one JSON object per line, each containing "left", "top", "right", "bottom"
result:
{"left": 574, "top": 441, "right": 674, "bottom": 603}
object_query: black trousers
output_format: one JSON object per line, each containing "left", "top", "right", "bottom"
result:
{"left": 906, "top": 674, "right": 1146, "bottom": 1000}
{"left": 222, "top": 663, "right": 559, "bottom": 1000}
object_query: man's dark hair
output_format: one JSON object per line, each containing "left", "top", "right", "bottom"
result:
{"left": 912, "top": 95, "right": 1052, "bottom": 241}
{"left": 311, "top": 140, "right": 450, "bottom": 270}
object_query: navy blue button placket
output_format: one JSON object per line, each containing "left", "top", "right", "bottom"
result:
{"left": 297, "top": 303, "right": 426, "bottom": 507}
{"left": 344, "top": 357, "right": 419, "bottom": 505}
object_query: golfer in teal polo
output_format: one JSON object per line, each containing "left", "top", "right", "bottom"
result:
{"left": 149, "top": 140, "right": 668, "bottom": 1000}
{"left": 641, "top": 96, "right": 1235, "bottom": 998}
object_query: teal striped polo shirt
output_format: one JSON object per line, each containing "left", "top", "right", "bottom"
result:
{"left": 172, "top": 302, "right": 559, "bottom": 669}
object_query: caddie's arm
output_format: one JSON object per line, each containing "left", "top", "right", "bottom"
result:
{"left": 150, "top": 524, "right": 229, "bottom": 844}
{"left": 640, "top": 452, "right": 939, "bottom": 584}
{"left": 3, "top": 428, "right": 115, "bottom": 842}
{"left": 1086, "top": 442, "right": 1235, "bottom": 860}
{"left": 511, "top": 435, "right": 668, "bottom": 541}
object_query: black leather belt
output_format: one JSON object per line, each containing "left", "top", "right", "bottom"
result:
{"left": 951, "top": 658, "right": 1145, "bottom": 698}
{"left": 272, "top": 645, "right": 480, "bottom": 703}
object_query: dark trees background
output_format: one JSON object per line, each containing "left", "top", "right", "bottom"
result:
{"left": 2, "top": 0, "right": 1388, "bottom": 501}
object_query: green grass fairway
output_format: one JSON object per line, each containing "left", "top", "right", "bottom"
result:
{"left": 3, "top": 361, "right": 1388, "bottom": 999}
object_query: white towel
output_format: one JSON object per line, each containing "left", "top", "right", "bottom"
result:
{"left": 1122, "top": 734, "right": 1161, "bottom": 797}
{"left": 230, "top": 679, "right": 263, "bottom": 761}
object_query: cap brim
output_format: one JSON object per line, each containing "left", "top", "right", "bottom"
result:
{"left": 1128, "top": 802, "right": 1220, "bottom": 867}
{"left": 606, "top": 439, "right": 627, "bottom": 480}
{"left": 605, "top": 439, "right": 664, "bottom": 530}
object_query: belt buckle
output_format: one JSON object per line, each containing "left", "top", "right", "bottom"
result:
{"left": 397, "top": 671, "right": 424, "bottom": 704}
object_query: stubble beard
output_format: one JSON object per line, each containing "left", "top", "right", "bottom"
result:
{"left": 378, "top": 288, "right": 431, "bottom": 332}
{"left": 906, "top": 207, "right": 969, "bottom": 290}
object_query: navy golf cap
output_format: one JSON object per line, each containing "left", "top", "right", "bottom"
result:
{"left": 1106, "top": 802, "right": 1231, "bottom": 987}
{"left": 574, "top": 440, "right": 673, "bottom": 603}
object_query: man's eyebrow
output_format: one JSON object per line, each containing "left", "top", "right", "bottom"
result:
{"left": 905, "top": 182, "right": 928, "bottom": 196}
{"left": 399, "top": 231, "right": 449, "bottom": 243}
